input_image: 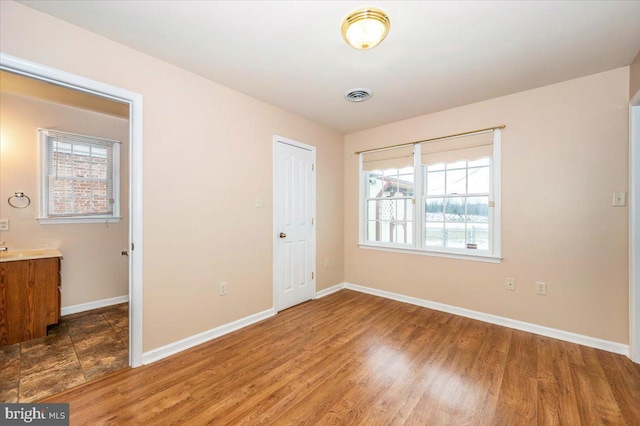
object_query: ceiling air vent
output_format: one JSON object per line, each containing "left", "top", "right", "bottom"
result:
{"left": 344, "top": 88, "right": 372, "bottom": 102}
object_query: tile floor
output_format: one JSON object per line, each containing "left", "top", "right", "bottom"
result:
{"left": 0, "top": 303, "right": 129, "bottom": 402}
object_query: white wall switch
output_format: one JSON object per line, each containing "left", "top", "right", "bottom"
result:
{"left": 0, "top": 219, "right": 8, "bottom": 231}
{"left": 255, "top": 197, "right": 262, "bottom": 208}
{"left": 612, "top": 192, "right": 626, "bottom": 207}
{"left": 536, "top": 281, "right": 547, "bottom": 295}
{"left": 505, "top": 277, "right": 515, "bottom": 291}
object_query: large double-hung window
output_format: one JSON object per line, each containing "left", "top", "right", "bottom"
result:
{"left": 360, "top": 128, "right": 501, "bottom": 262}
{"left": 38, "top": 129, "right": 121, "bottom": 224}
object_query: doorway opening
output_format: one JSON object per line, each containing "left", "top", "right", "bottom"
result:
{"left": 0, "top": 53, "right": 143, "bottom": 400}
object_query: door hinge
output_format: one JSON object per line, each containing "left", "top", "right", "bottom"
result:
{"left": 311, "top": 271, "right": 314, "bottom": 279}
{"left": 311, "top": 218, "right": 314, "bottom": 225}
{"left": 311, "top": 163, "right": 315, "bottom": 171}
{"left": 131, "top": 242, "right": 135, "bottom": 251}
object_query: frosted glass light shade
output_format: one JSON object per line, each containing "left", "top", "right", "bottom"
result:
{"left": 341, "top": 8, "right": 390, "bottom": 50}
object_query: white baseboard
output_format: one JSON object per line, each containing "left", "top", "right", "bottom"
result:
{"left": 61, "top": 295, "right": 129, "bottom": 316}
{"left": 142, "top": 308, "right": 276, "bottom": 365}
{"left": 315, "top": 283, "right": 344, "bottom": 299}
{"left": 342, "top": 282, "right": 630, "bottom": 357}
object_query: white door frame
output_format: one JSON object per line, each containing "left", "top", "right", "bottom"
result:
{"left": 630, "top": 91, "right": 640, "bottom": 363}
{"left": 0, "top": 52, "right": 144, "bottom": 367}
{"left": 272, "top": 135, "right": 316, "bottom": 312}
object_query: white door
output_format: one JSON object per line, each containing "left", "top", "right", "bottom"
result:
{"left": 274, "top": 137, "right": 315, "bottom": 311}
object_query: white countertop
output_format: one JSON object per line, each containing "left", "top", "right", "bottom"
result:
{"left": 0, "top": 248, "right": 63, "bottom": 262}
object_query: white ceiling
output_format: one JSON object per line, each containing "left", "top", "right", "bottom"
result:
{"left": 18, "top": 1, "right": 640, "bottom": 134}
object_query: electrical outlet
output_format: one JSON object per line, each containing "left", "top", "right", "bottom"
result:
{"left": 505, "top": 277, "right": 515, "bottom": 291}
{"left": 536, "top": 281, "right": 547, "bottom": 295}
{"left": 0, "top": 219, "right": 8, "bottom": 231}
{"left": 219, "top": 281, "right": 227, "bottom": 296}
{"left": 324, "top": 258, "right": 329, "bottom": 269}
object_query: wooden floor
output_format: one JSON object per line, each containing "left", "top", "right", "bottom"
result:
{"left": 43, "top": 290, "right": 640, "bottom": 425}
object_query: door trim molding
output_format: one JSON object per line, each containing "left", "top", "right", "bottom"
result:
{"left": 0, "top": 52, "right": 144, "bottom": 367}
{"left": 630, "top": 91, "right": 640, "bottom": 363}
{"left": 272, "top": 135, "right": 317, "bottom": 312}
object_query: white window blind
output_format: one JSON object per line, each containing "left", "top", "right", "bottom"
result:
{"left": 421, "top": 131, "right": 493, "bottom": 166}
{"left": 359, "top": 128, "right": 502, "bottom": 262}
{"left": 39, "top": 129, "right": 121, "bottom": 223}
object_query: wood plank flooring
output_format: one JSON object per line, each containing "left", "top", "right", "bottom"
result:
{"left": 42, "top": 290, "right": 640, "bottom": 425}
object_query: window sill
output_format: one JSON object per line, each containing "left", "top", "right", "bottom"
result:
{"left": 37, "top": 216, "right": 121, "bottom": 225}
{"left": 358, "top": 243, "right": 502, "bottom": 263}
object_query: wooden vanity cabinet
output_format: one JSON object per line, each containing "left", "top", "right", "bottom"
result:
{"left": 0, "top": 257, "right": 61, "bottom": 346}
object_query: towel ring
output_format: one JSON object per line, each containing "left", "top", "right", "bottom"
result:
{"left": 8, "top": 192, "right": 31, "bottom": 209}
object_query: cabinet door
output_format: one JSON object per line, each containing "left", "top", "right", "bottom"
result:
{"left": 0, "top": 258, "right": 61, "bottom": 345}
{"left": 31, "top": 258, "right": 61, "bottom": 327}
{"left": 0, "top": 261, "right": 28, "bottom": 345}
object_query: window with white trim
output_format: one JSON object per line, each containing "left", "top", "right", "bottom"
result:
{"left": 38, "top": 129, "right": 121, "bottom": 224}
{"left": 360, "top": 129, "right": 501, "bottom": 262}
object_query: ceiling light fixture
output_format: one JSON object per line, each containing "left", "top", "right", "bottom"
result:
{"left": 341, "top": 7, "right": 391, "bottom": 50}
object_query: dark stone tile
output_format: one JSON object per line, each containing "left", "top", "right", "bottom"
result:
{"left": 19, "top": 363, "right": 85, "bottom": 402}
{"left": 74, "top": 332, "right": 128, "bottom": 382}
{"left": 0, "top": 388, "right": 18, "bottom": 403}
{"left": 20, "top": 334, "right": 79, "bottom": 377}
{"left": 46, "top": 321, "right": 69, "bottom": 337}
{"left": 0, "top": 344, "right": 20, "bottom": 402}
{"left": 103, "top": 304, "right": 128, "bottom": 331}
{"left": 8, "top": 303, "right": 129, "bottom": 402}
{"left": 65, "top": 313, "right": 113, "bottom": 339}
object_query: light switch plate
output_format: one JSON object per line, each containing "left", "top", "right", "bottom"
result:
{"left": 0, "top": 219, "right": 8, "bottom": 231}
{"left": 613, "top": 192, "right": 626, "bottom": 207}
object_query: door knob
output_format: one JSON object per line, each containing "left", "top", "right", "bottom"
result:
{"left": 279, "top": 232, "right": 287, "bottom": 238}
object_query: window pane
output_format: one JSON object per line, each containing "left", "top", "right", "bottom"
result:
{"left": 76, "top": 197, "right": 92, "bottom": 214}
{"left": 446, "top": 169, "right": 466, "bottom": 194}
{"left": 393, "top": 222, "right": 412, "bottom": 244}
{"left": 74, "top": 179, "right": 92, "bottom": 197}
{"left": 366, "top": 172, "right": 384, "bottom": 198}
{"left": 466, "top": 196, "right": 489, "bottom": 223}
{"left": 469, "top": 158, "right": 490, "bottom": 167}
{"left": 427, "top": 163, "right": 445, "bottom": 172}
{"left": 426, "top": 171, "right": 445, "bottom": 195}
{"left": 398, "top": 173, "right": 415, "bottom": 197}
{"left": 367, "top": 221, "right": 392, "bottom": 243}
{"left": 73, "top": 154, "right": 90, "bottom": 178}
{"left": 445, "top": 197, "right": 465, "bottom": 222}
{"left": 468, "top": 166, "right": 490, "bottom": 194}
{"left": 377, "top": 199, "right": 395, "bottom": 221}
{"left": 91, "top": 155, "right": 108, "bottom": 179}
{"left": 425, "top": 223, "right": 444, "bottom": 247}
{"left": 425, "top": 198, "right": 444, "bottom": 222}
{"left": 446, "top": 161, "right": 466, "bottom": 170}
{"left": 466, "top": 223, "right": 489, "bottom": 250}
{"left": 54, "top": 152, "right": 73, "bottom": 176}
{"left": 445, "top": 223, "right": 466, "bottom": 248}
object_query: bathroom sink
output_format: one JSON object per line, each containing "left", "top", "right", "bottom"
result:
{"left": 0, "top": 249, "right": 63, "bottom": 262}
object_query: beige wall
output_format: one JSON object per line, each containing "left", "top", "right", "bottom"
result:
{"left": 0, "top": 1, "right": 344, "bottom": 351}
{"left": 345, "top": 68, "right": 630, "bottom": 344}
{"left": 631, "top": 50, "right": 640, "bottom": 100}
{"left": 0, "top": 92, "right": 129, "bottom": 307}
